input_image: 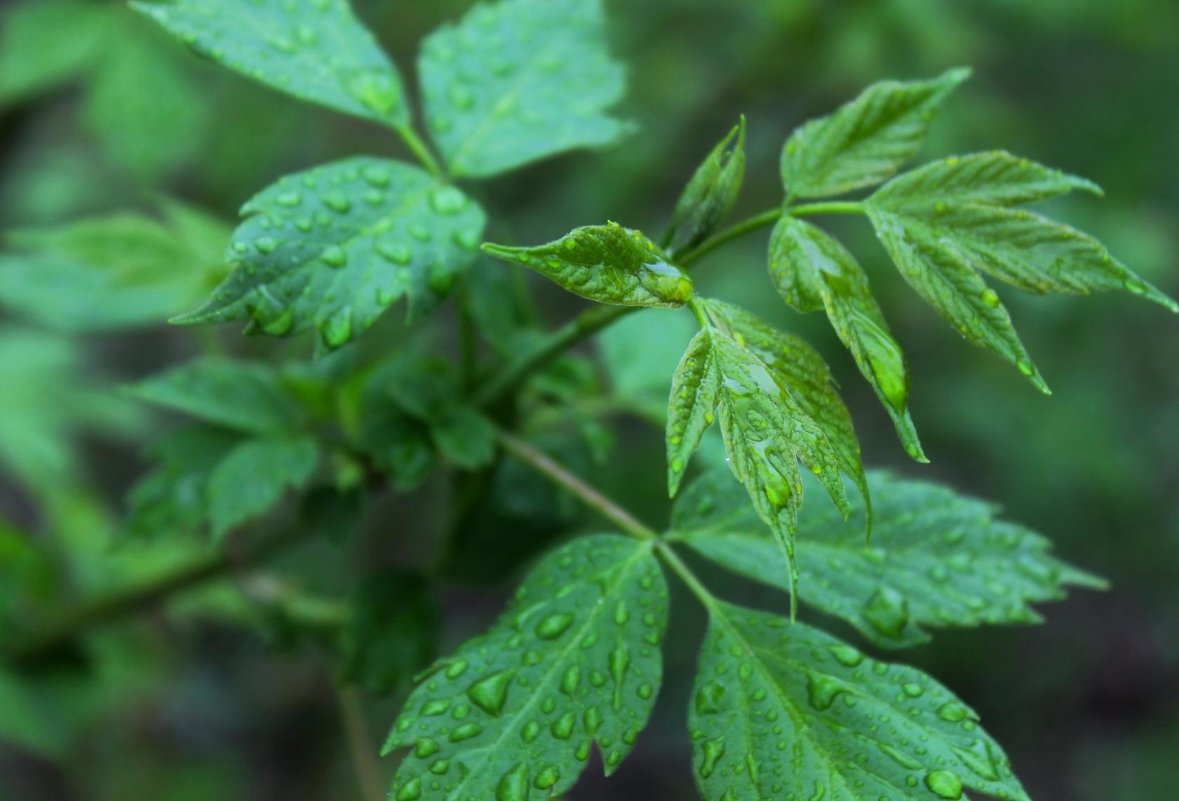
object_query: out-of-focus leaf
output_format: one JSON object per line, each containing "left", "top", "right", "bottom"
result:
{"left": 207, "top": 434, "right": 319, "bottom": 539}
{"left": 483, "top": 223, "right": 693, "bottom": 308}
{"left": 131, "top": 357, "right": 305, "bottom": 435}
{"left": 418, "top": 0, "right": 630, "bottom": 177}
{"left": 173, "top": 158, "right": 485, "bottom": 348}
{"left": 133, "top": 0, "right": 411, "bottom": 130}
{"left": 340, "top": 570, "right": 439, "bottom": 696}
{"left": 0, "top": 0, "right": 110, "bottom": 106}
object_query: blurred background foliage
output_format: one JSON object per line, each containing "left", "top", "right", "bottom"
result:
{"left": 0, "top": 0, "right": 1176, "bottom": 799}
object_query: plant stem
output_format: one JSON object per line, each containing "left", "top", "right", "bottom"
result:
{"left": 789, "top": 200, "right": 865, "bottom": 217}
{"left": 337, "top": 686, "right": 385, "bottom": 801}
{"left": 496, "top": 430, "right": 657, "bottom": 541}
{"left": 654, "top": 542, "right": 718, "bottom": 612}
{"left": 3, "top": 524, "right": 312, "bottom": 666}
{"left": 677, "top": 208, "right": 780, "bottom": 267}
{"left": 398, "top": 125, "right": 444, "bottom": 177}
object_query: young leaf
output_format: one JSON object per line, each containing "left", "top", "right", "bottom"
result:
{"left": 781, "top": 67, "right": 969, "bottom": 199}
{"left": 666, "top": 329, "right": 720, "bottom": 496}
{"left": 868, "top": 151, "right": 1178, "bottom": 308}
{"left": 382, "top": 534, "right": 668, "bottom": 801}
{"left": 133, "top": 0, "right": 411, "bottom": 130}
{"left": 665, "top": 117, "right": 746, "bottom": 254}
{"left": 690, "top": 602, "right": 1032, "bottom": 801}
{"left": 672, "top": 468, "right": 1105, "bottom": 648}
{"left": 769, "top": 216, "right": 925, "bottom": 461}
{"left": 483, "top": 223, "right": 693, "bottom": 308}
{"left": 865, "top": 151, "right": 1178, "bottom": 390}
{"left": 703, "top": 298, "right": 866, "bottom": 522}
{"left": 131, "top": 358, "right": 304, "bottom": 435}
{"left": 172, "top": 158, "right": 486, "bottom": 348}
{"left": 418, "top": 0, "right": 630, "bottom": 178}
{"left": 207, "top": 434, "right": 319, "bottom": 539}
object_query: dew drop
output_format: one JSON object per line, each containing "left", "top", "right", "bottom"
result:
{"left": 924, "top": 770, "right": 964, "bottom": 800}
{"left": 320, "top": 308, "right": 353, "bottom": 349}
{"left": 535, "top": 612, "right": 574, "bottom": 640}
{"left": 533, "top": 766, "right": 560, "bottom": 790}
{"left": 468, "top": 670, "right": 514, "bottom": 716}
{"left": 430, "top": 186, "right": 468, "bottom": 215}
{"left": 937, "top": 702, "right": 970, "bottom": 723}
{"left": 395, "top": 778, "right": 422, "bottom": 801}
{"left": 520, "top": 720, "right": 540, "bottom": 743}
{"left": 377, "top": 240, "right": 413, "bottom": 265}
{"left": 324, "top": 193, "right": 352, "bottom": 214}
{"left": 321, "top": 245, "right": 348, "bottom": 268}
{"left": 805, "top": 671, "right": 847, "bottom": 711}
{"left": 862, "top": 586, "right": 911, "bottom": 640}
{"left": 413, "top": 738, "right": 439, "bottom": 758}
{"left": 827, "top": 644, "right": 864, "bottom": 667}
{"left": 980, "top": 288, "right": 1000, "bottom": 308}
{"left": 255, "top": 236, "right": 279, "bottom": 254}
{"left": 552, "top": 711, "right": 575, "bottom": 740}
{"left": 495, "top": 763, "right": 529, "bottom": 801}
{"left": 698, "top": 737, "right": 725, "bottom": 779}
{"left": 449, "top": 723, "right": 482, "bottom": 743}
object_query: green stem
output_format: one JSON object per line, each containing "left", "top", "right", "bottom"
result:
{"left": 686, "top": 297, "right": 710, "bottom": 328}
{"left": 496, "top": 430, "right": 656, "bottom": 542}
{"left": 398, "top": 125, "right": 444, "bottom": 177}
{"left": 654, "top": 542, "right": 719, "bottom": 612}
{"left": 3, "top": 524, "right": 313, "bottom": 666}
{"left": 676, "top": 208, "right": 781, "bottom": 267}
{"left": 789, "top": 200, "right": 865, "bottom": 217}
{"left": 337, "top": 686, "right": 385, "bottom": 801}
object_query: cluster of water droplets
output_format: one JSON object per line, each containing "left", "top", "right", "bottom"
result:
{"left": 385, "top": 536, "right": 667, "bottom": 801}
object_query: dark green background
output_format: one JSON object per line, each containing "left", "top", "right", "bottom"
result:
{"left": 0, "top": 1, "right": 1176, "bottom": 799}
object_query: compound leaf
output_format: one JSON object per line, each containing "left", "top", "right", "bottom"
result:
{"left": 173, "top": 158, "right": 485, "bottom": 348}
{"left": 866, "top": 151, "right": 1177, "bottom": 390}
{"left": 690, "top": 602, "right": 1032, "bottom": 801}
{"left": 769, "top": 216, "right": 924, "bottom": 461}
{"left": 666, "top": 329, "right": 720, "bottom": 497}
{"left": 483, "top": 223, "right": 693, "bottom": 308}
{"left": 418, "top": 0, "right": 630, "bottom": 178}
{"left": 665, "top": 117, "right": 746, "bottom": 253}
{"left": 781, "top": 68, "right": 969, "bottom": 199}
{"left": 207, "top": 434, "right": 319, "bottom": 539}
{"left": 134, "top": 0, "right": 411, "bottom": 130}
{"left": 672, "top": 468, "right": 1105, "bottom": 648}
{"left": 132, "top": 357, "right": 304, "bottom": 435}
{"left": 383, "top": 534, "right": 668, "bottom": 801}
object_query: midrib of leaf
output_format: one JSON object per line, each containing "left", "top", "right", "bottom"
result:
{"left": 705, "top": 607, "right": 888, "bottom": 799}
{"left": 440, "top": 541, "right": 653, "bottom": 800}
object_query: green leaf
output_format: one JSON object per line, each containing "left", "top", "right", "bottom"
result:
{"left": 672, "top": 468, "right": 1105, "bottom": 648}
{"left": 133, "top": 0, "right": 410, "bottom": 130}
{"left": 132, "top": 357, "right": 304, "bottom": 435}
{"left": 124, "top": 425, "right": 242, "bottom": 539}
{"left": 418, "top": 0, "right": 631, "bottom": 178}
{"left": 0, "top": 0, "right": 109, "bottom": 106}
{"left": 703, "top": 299, "right": 866, "bottom": 520}
{"left": 769, "top": 216, "right": 925, "bottom": 461}
{"left": 340, "top": 570, "right": 439, "bottom": 696}
{"left": 483, "top": 223, "right": 693, "bottom": 308}
{"left": 666, "top": 329, "right": 720, "bottom": 497}
{"left": 665, "top": 117, "right": 746, "bottom": 253}
{"left": 383, "top": 534, "right": 668, "bottom": 801}
{"left": 865, "top": 151, "right": 1178, "bottom": 390}
{"left": 0, "top": 204, "right": 229, "bottom": 332}
{"left": 869, "top": 151, "right": 1177, "bottom": 307}
{"left": 781, "top": 68, "right": 969, "bottom": 199}
{"left": 690, "top": 602, "right": 1031, "bottom": 801}
{"left": 172, "top": 158, "right": 485, "bottom": 347}
{"left": 207, "top": 434, "right": 319, "bottom": 538}
{"left": 431, "top": 406, "right": 498, "bottom": 471}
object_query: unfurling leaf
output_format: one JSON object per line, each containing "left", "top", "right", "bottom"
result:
{"left": 781, "top": 67, "right": 969, "bottom": 199}
{"left": 672, "top": 468, "right": 1105, "bottom": 648}
{"left": 666, "top": 329, "right": 720, "bottom": 496}
{"left": 866, "top": 151, "right": 1178, "bottom": 390}
{"left": 134, "top": 0, "right": 411, "bottom": 130}
{"left": 419, "top": 0, "right": 631, "bottom": 178}
{"left": 172, "top": 158, "right": 485, "bottom": 348}
{"left": 769, "top": 216, "right": 925, "bottom": 461}
{"left": 665, "top": 117, "right": 746, "bottom": 254}
{"left": 383, "top": 534, "right": 668, "bottom": 801}
{"left": 207, "top": 434, "right": 319, "bottom": 539}
{"left": 483, "top": 223, "right": 693, "bottom": 308}
{"left": 690, "top": 602, "right": 1032, "bottom": 801}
